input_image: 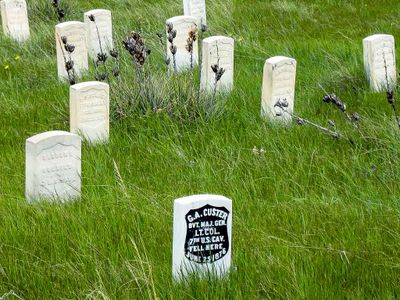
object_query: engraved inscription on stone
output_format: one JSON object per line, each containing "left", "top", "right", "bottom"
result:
{"left": 201, "top": 36, "right": 234, "bottom": 92}
{"left": 25, "top": 131, "right": 81, "bottom": 203}
{"left": 184, "top": 204, "right": 230, "bottom": 264}
{"left": 70, "top": 82, "right": 110, "bottom": 143}
{"left": 261, "top": 56, "right": 297, "bottom": 123}
{"left": 0, "top": 0, "right": 30, "bottom": 42}
{"left": 166, "top": 16, "right": 198, "bottom": 72}
{"left": 84, "top": 9, "right": 113, "bottom": 59}
{"left": 38, "top": 145, "right": 77, "bottom": 194}
{"left": 173, "top": 194, "right": 232, "bottom": 281}
{"left": 183, "top": 0, "right": 206, "bottom": 26}
{"left": 363, "top": 34, "right": 396, "bottom": 91}
{"left": 56, "top": 21, "right": 88, "bottom": 80}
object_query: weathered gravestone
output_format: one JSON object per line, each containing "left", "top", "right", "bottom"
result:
{"left": 183, "top": 0, "right": 206, "bottom": 27}
{"left": 56, "top": 21, "right": 88, "bottom": 80}
{"left": 70, "top": 81, "right": 110, "bottom": 143}
{"left": 0, "top": 0, "right": 29, "bottom": 42}
{"left": 84, "top": 9, "right": 113, "bottom": 60}
{"left": 173, "top": 194, "right": 232, "bottom": 280}
{"left": 201, "top": 36, "right": 234, "bottom": 92}
{"left": 261, "top": 56, "right": 297, "bottom": 123}
{"left": 363, "top": 34, "right": 396, "bottom": 92}
{"left": 166, "top": 16, "right": 198, "bottom": 72}
{"left": 25, "top": 131, "right": 81, "bottom": 203}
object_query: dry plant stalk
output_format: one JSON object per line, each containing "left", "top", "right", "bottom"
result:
{"left": 197, "top": 24, "right": 208, "bottom": 102}
{"left": 166, "top": 23, "right": 177, "bottom": 74}
{"left": 51, "top": 0, "right": 65, "bottom": 22}
{"left": 185, "top": 24, "right": 198, "bottom": 101}
{"left": 383, "top": 51, "right": 400, "bottom": 129}
{"left": 211, "top": 44, "right": 226, "bottom": 103}
{"left": 88, "top": 14, "right": 109, "bottom": 83}
{"left": 58, "top": 35, "right": 76, "bottom": 85}
{"left": 322, "top": 93, "right": 360, "bottom": 129}
{"left": 275, "top": 99, "right": 350, "bottom": 141}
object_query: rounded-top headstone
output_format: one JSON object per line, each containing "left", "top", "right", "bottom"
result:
{"left": 261, "top": 56, "right": 297, "bottom": 123}
{"left": 183, "top": 0, "right": 206, "bottom": 26}
{"left": 201, "top": 36, "right": 235, "bottom": 92}
{"left": 363, "top": 34, "right": 396, "bottom": 92}
{"left": 0, "top": 0, "right": 30, "bottom": 42}
{"left": 25, "top": 131, "right": 81, "bottom": 203}
{"left": 84, "top": 9, "right": 113, "bottom": 59}
{"left": 55, "top": 21, "right": 88, "bottom": 80}
{"left": 166, "top": 15, "right": 198, "bottom": 72}
{"left": 70, "top": 81, "right": 110, "bottom": 144}
{"left": 173, "top": 194, "right": 233, "bottom": 281}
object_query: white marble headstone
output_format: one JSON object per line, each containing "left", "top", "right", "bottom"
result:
{"left": 0, "top": 0, "right": 29, "bottom": 42}
{"left": 25, "top": 131, "right": 81, "bottom": 203}
{"left": 183, "top": 0, "right": 206, "bottom": 26}
{"left": 84, "top": 9, "right": 113, "bottom": 60}
{"left": 70, "top": 81, "right": 110, "bottom": 143}
{"left": 166, "top": 16, "right": 198, "bottom": 72}
{"left": 173, "top": 194, "right": 232, "bottom": 281}
{"left": 201, "top": 36, "right": 234, "bottom": 92}
{"left": 261, "top": 56, "right": 297, "bottom": 123}
{"left": 55, "top": 21, "right": 88, "bottom": 80}
{"left": 363, "top": 34, "right": 396, "bottom": 92}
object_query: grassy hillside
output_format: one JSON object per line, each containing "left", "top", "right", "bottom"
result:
{"left": 1, "top": 0, "right": 400, "bottom": 298}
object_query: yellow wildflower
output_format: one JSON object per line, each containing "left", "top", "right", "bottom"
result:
{"left": 4, "top": 65, "right": 10, "bottom": 70}
{"left": 15, "top": 55, "right": 21, "bottom": 61}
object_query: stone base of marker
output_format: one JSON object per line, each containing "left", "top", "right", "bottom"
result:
{"left": 363, "top": 34, "right": 396, "bottom": 92}
{"left": 25, "top": 131, "right": 81, "bottom": 203}
{"left": 0, "top": 0, "right": 30, "bottom": 42}
{"left": 172, "top": 194, "right": 232, "bottom": 281}
{"left": 261, "top": 56, "right": 297, "bottom": 123}
{"left": 70, "top": 81, "right": 110, "bottom": 144}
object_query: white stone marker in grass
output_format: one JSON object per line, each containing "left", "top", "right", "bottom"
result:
{"left": 56, "top": 21, "right": 88, "bottom": 80}
{"left": 201, "top": 36, "right": 234, "bottom": 93}
{"left": 25, "top": 131, "right": 81, "bottom": 203}
{"left": 173, "top": 194, "right": 232, "bottom": 281}
{"left": 183, "top": 0, "right": 206, "bottom": 27}
{"left": 84, "top": 9, "right": 113, "bottom": 60}
{"left": 363, "top": 34, "right": 396, "bottom": 92}
{"left": 70, "top": 81, "right": 110, "bottom": 143}
{"left": 0, "top": 0, "right": 30, "bottom": 42}
{"left": 261, "top": 56, "right": 297, "bottom": 123}
{"left": 166, "top": 16, "right": 198, "bottom": 72}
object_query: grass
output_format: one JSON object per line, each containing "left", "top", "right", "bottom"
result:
{"left": 1, "top": 0, "right": 400, "bottom": 298}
